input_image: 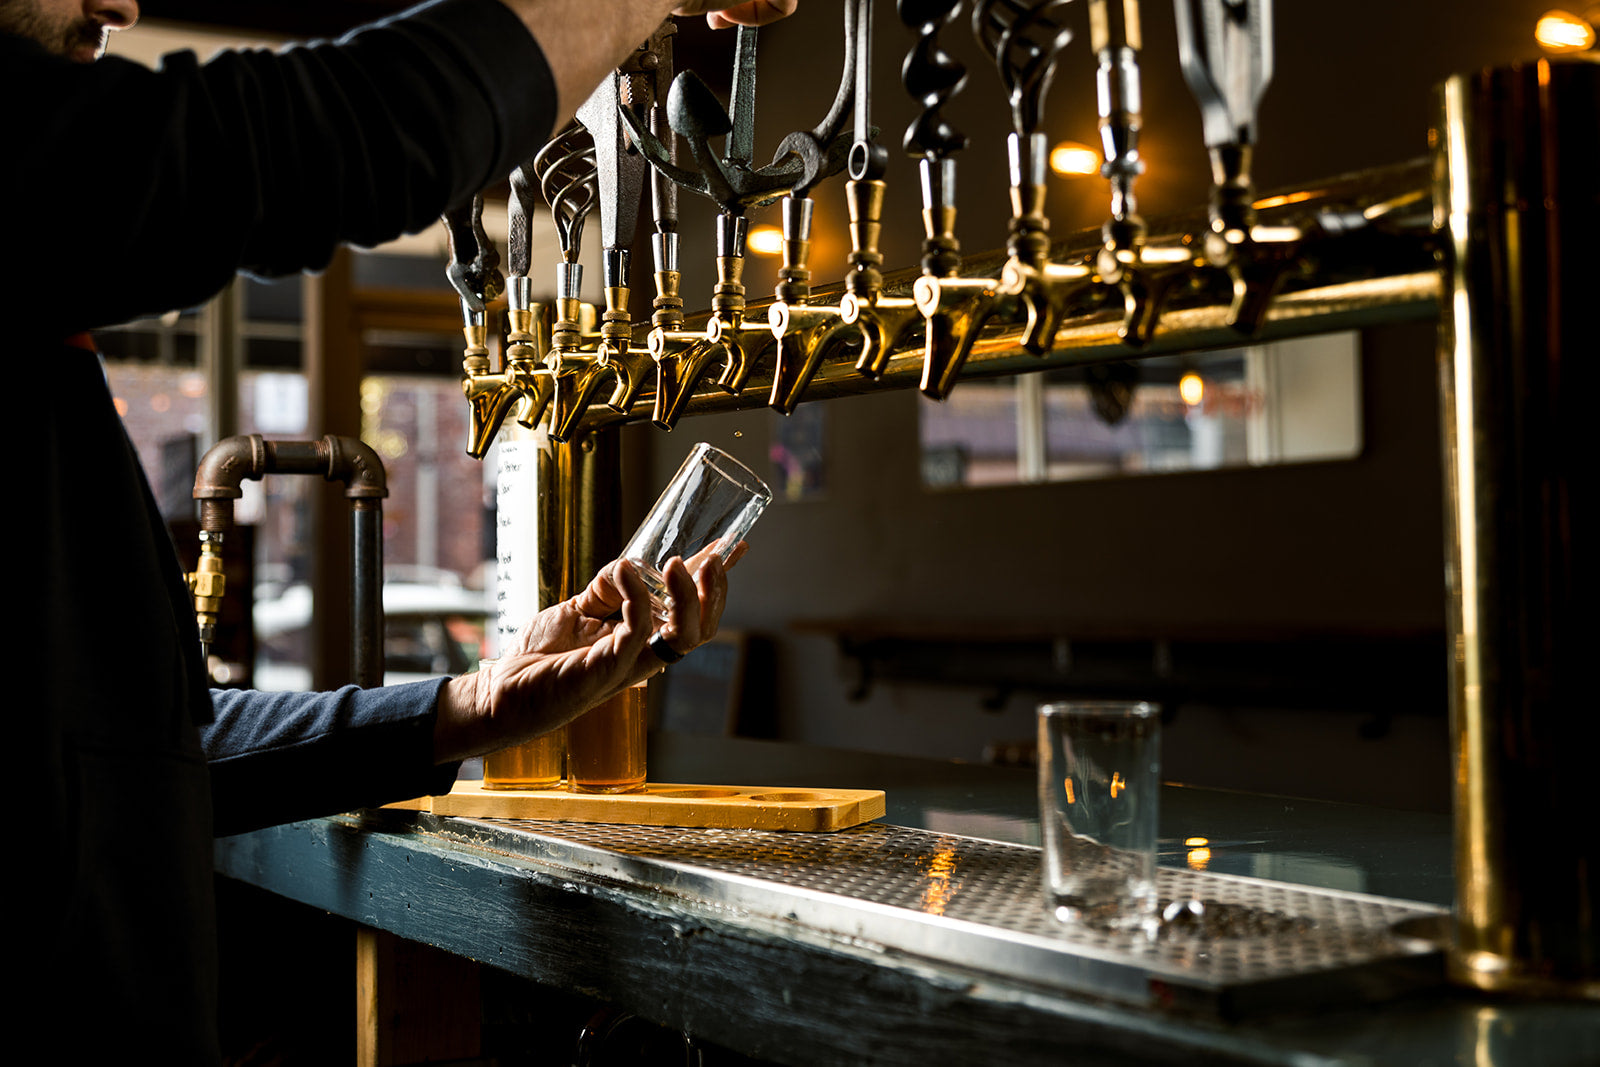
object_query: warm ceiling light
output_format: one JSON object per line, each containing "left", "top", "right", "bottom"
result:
{"left": 1535, "top": 10, "right": 1596, "bottom": 51}
{"left": 1049, "top": 142, "right": 1100, "bottom": 177}
{"left": 747, "top": 224, "right": 784, "bottom": 256}
{"left": 1179, "top": 371, "right": 1204, "bottom": 407}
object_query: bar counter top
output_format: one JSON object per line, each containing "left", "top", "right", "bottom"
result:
{"left": 213, "top": 733, "right": 1599, "bottom": 1065}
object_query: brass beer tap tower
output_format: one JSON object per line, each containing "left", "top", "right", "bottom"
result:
{"left": 443, "top": 3, "right": 1596, "bottom": 999}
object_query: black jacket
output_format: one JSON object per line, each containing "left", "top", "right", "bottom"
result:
{"left": 11, "top": 2, "right": 555, "bottom": 1059}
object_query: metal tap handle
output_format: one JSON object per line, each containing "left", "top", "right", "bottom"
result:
{"left": 442, "top": 194, "right": 504, "bottom": 320}
{"left": 536, "top": 122, "right": 599, "bottom": 266}
{"left": 1174, "top": 0, "right": 1274, "bottom": 234}
{"left": 1089, "top": 0, "right": 1145, "bottom": 235}
{"left": 622, "top": 23, "right": 852, "bottom": 216}
{"left": 972, "top": 0, "right": 1077, "bottom": 135}
{"left": 902, "top": 0, "right": 970, "bottom": 278}
{"left": 846, "top": 0, "right": 888, "bottom": 183}
{"left": 1173, "top": 0, "right": 1272, "bottom": 151}
{"left": 507, "top": 158, "right": 540, "bottom": 284}
{"left": 974, "top": 0, "right": 1076, "bottom": 269}
{"left": 901, "top": 0, "right": 969, "bottom": 159}
{"left": 577, "top": 71, "right": 647, "bottom": 293}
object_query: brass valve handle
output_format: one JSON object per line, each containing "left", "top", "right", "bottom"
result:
{"left": 188, "top": 533, "right": 226, "bottom": 657}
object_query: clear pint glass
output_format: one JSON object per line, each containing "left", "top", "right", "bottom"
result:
{"left": 622, "top": 443, "right": 771, "bottom": 621}
{"left": 1038, "top": 701, "right": 1161, "bottom": 933}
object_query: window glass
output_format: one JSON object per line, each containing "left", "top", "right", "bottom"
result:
{"left": 920, "top": 332, "right": 1362, "bottom": 488}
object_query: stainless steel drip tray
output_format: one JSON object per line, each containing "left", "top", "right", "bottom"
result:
{"left": 423, "top": 815, "right": 1447, "bottom": 1018}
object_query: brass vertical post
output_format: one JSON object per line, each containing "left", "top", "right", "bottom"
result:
{"left": 1433, "top": 58, "right": 1598, "bottom": 998}
{"left": 482, "top": 423, "right": 622, "bottom": 787}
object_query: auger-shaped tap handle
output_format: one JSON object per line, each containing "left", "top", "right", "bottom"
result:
{"left": 899, "top": 0, "right": 1000, "bottom": 398}
{"left": 1174, "top": 0, "right": 1289, "bottom": 333}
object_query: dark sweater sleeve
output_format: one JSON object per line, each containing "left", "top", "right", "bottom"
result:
{"left": 203, "top": 681, "right": 461, "bottom": 837}
{"left": 2, "top": 0, "right": 556, "bottom": 335}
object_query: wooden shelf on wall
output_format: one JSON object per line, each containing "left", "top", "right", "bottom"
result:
{"left": 792, "top": 619, "right": 1448, "bottom": 719}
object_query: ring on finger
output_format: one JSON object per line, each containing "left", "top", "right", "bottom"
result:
{"left": 649, "top": 632, "right": 685, "bottom": 664}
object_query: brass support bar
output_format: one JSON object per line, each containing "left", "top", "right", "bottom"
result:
{"left": 575, "top": 159, "right": 1438, "bottom": 430}
{"left": 1434, "top": 58, "right": 1598, "bottom": 998}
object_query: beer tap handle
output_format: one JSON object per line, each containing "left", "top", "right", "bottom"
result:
{"left": 973, "top": 0, "right": 1075, "bottom": 269}
{"left": 902, "top": 0, "right": 969, "bottom": 278}
{"left": 845, "top": 0, "right": 888, "bottom": 303}
{"left": 506, "top": 157, "right": 542, "bottom": 349}
{"left": 443, "top": 195, "right": 504, "bottom": 367}
{"left": 1090, "top": 0, "right": 1145, "bottom": 260}
{"left": 577, "top": 69, "right": 647, "bottom": 339}
{"left": 1174, "top": 0, "right": 1281, "bottom": 330}
{"left": 974, "top": 0, "right": 1077, "bottom": 355}
{"left": 536, "top": 122, "right": 599, "bottom": 352}
{"left": 1174, "top": 0, "right": 1272, "bottom": 230}
{"left": 1087, "top": 0, "right": 1184, "bottom": 347}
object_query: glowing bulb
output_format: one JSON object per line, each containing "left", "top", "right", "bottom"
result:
{"left": 747, "top": 225, "right": 784, "bottom": 256}
{"left": 1536, "top": 11, "right": 1596, "bottom": 51}
{"left": 1179, "top": 371, "right": 1204, "bottom": 407}
{"left": 1049, "top": 142, "right": 1100, "bottom": 177}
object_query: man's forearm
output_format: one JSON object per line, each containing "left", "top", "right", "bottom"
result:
{"left": 498, "top": 0, "right": 680, "bottom": 126}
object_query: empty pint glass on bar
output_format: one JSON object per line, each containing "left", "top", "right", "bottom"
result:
{"left": 1038, "top": 701, "right": 1160, "bottom": 933}
{"left": 623, "top": 443, "right": 772, "bottom": 621}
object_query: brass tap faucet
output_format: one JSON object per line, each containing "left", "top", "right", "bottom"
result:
{"left": 454, "top": 171, "right": 554, "bottom": 458}
{"left": 544, "top": 269, "right": 611, "bottom": 443}
{"left": 841, "top": 157, "right": 921, "bottom": 381}
{"left": 705, "top": 211, "right": 771, "bottom": 396}
{"left": 649, "top": 327, "right": 729, "bottom": 431}
{"left": 768, "top": 193, "right": 856, "bottom": 415}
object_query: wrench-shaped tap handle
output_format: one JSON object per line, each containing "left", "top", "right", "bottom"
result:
{"left": 443, "top": 196, "right": 504, "bottom": 350}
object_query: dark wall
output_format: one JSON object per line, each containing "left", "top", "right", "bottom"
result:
{"left": 634, "top": 0, "right": 1552, "bottom": 807}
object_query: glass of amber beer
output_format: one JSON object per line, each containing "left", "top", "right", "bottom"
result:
{"left": 479, "top": 659, "right": 566, "bottom": 789}
{"left": 566, "top": 683, "right": 649, "bottom": 793}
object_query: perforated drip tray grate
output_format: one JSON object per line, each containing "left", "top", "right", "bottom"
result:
{"left": 427, "top": 816, "right": 1448, "bottom": 1017}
